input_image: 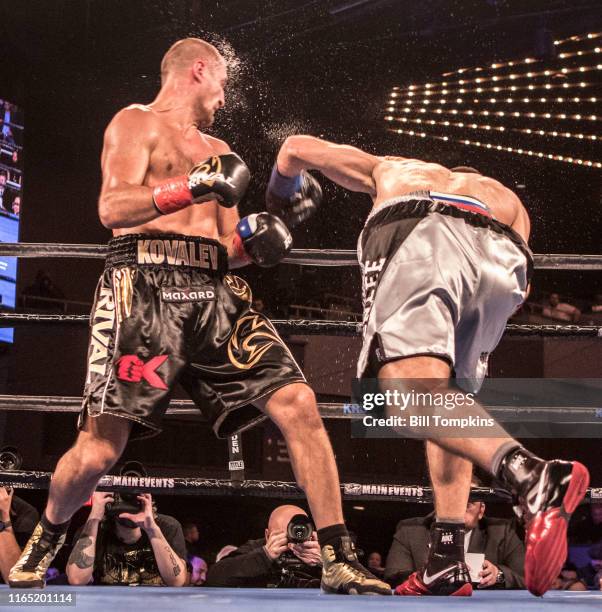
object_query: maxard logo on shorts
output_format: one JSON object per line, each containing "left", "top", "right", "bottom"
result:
{"left": 137, "top": 239, "right": 219, "bottom": 269}
{"left": 160, "top": 287, "right": 216, "bottom": 303}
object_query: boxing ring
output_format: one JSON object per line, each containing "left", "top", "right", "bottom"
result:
{"left": 1, "top": 585, "right": 601, "bottom": 611}
{"left": 0, "top": 242, "right": 601, "bottom": 609}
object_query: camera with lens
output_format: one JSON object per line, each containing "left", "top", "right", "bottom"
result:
{"left": 0, "top": 446, "right": 22, "bottom": 472}
{"left": 286, "top": 514, "right": 313, "bottom": 544}
{"left": 0, "top": 446, "right": 22, "bottom": 493}
{"left": 269, "top": 514, "right": 320, "bottom": 588}
{"left": 104, "top": 462, "right": 151, "bottom": 527}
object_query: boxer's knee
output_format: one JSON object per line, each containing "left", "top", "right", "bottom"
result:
{"left": 266, "top": 384, "right": 323, "bottom": 437}
{"left": 71, "top": 415, "right": 130, "bottom": 476}
{"left": 72, "top": 435, "right": 122, "bottom": 476}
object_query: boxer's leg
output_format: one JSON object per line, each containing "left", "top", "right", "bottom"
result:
{"left": 379, "top": 357, "right": 513, "bottom": 476}
{"left": 379, "top": 356, "right": 589, "bottom": 596}
{"left": 46, "top": 414, "right": 132, "bottom": 524}
{"left": 255, "top": 383, "right": 343, "bottom": 529}
{"left": 378, "top": 356, "right": 477, "bottom": 522}
{"left": 378, "top": 356, "right": 473, "bottom": 596}
{"left": 255, "top": 382, "right": 392, "bottom": 595}
{"left": 8, "top": 415, "right": 131, "bottom": 588}
{"left": 426, "top": 442, "right": 472, "bottom": 523}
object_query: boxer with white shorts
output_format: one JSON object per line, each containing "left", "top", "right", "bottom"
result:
{"left": 268, "top": 137, "right": 589, "bottom": 597}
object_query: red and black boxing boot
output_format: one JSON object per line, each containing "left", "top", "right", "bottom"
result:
{"left": 395, "top": 522, "right": 472, "bottom": 596}
{"left": 497, "top": 447, "right": 590, "bottom": 596}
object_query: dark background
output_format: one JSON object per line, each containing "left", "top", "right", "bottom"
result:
{"left": 0, "top": 0, "right": 600, "bottom": 560}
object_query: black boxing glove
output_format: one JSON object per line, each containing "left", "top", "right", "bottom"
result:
{"left": 153, "top": 152, "right": 250, "bottom": 215}
{"left": 232, "top": 212, "right": 292, "bottom": 268}
{"left": 265, "top": 164, "right": 322, "bottom": 227}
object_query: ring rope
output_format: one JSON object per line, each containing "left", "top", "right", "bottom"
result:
{"left": 0, "top": 243, "right": 601, "bottom": 270}
{"left": 0, "top": 469, "right": 598, "bottom": 503}
{"left": 0, "top": 395, "right": 599, "bottom": 422}
{"left": 1, "top": 312, "right": 600, "bottom": 337}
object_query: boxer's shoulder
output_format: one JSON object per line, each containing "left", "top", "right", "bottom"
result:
{"left": 198, "top": 132, "right": 230, "bottom": 155}
{"left": 112, "top": 103, "right": 158, "bottom": 125}
{"left": 104, "top": 104, "right": 161, "bottom": 149}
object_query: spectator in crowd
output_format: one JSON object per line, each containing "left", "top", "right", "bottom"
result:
{"left": 182, "top": 521, "right": 201, "bottom": 557}
{"left": 11, "top": 196, "right": 19, "bottom": 216}
{"left": 551, "top": 561, "right": 587, "bottom": 591}
{"left": 367, "top": 551, "right": 385, "bottom": 579}
{"left": 2, "top": 103, "right": 14, "bottom": 144}
{"left": 67, "top": 492, "right": 187, "bottom": 586}
{"left": 205, "top": 505, "right": 322, "bottom": 588}
{"left": 589, "top": 293, "right": 602, "bottom": 314}
{"left": 0, "top": 174, "right": 7, "bottom": 211}
{"left": 542, "top": 292, "right": 581, "bottom": 322}
{"left": 578, "top": 542, "right": 602, "bottom": 590}
{"left": 0, "top": 488, "right": 39, "bottom": 583}
{"left": 252, "top": 297, "right": 273, "bottom": 318}
{"left": 216, "top": 545, "right": 237, "bottom": 563}
{"left": 385, "top": 487, "right": 525, "bottom": 589}
{"left": 21, "top": 270, "right": 65, "bottom": 311}
{"left": 569, "top": 501, "right": 602, "bottom": 545}
{"left": 189, "top": 555, "right": 208, "bottom": 586}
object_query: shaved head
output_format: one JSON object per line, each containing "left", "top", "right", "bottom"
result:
{"left": 160, "top": 38, "right": 223, "bottom": 85}
{"left": 451, "top": 166, "right": 481, "bottom": 175}
{"left": 267, "top": 505, "right": 307, "bottom": 534}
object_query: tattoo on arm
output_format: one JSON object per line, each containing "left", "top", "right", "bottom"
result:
{"left": 68, "top": 536, "right": 95, "bottom": 570}
{"left": 166, "top": 546, "right": 181, "bottom": 577}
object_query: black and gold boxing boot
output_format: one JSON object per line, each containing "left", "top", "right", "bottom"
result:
{"left": 8, "top": 519, "right": 68, "bottom": 588}
{"left": 320, "top": 535, "right": 392, "bottom": 595}
{"left": 395, "top": 522, "right": 472, "bottom": 596}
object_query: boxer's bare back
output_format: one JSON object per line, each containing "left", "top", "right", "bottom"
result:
{"left": 373, "top": 157, "right": 530, "bottom": 241}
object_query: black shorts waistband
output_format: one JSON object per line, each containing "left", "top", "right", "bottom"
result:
{"left": 363, "top": 198, "right": 534, "bottom": 280}
{"left": 105, "top": 233, "right": 229, "bottom": 275}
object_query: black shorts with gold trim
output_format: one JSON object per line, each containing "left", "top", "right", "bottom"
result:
{"left": 79, "top": 233, "right": 306, "bottom": 440}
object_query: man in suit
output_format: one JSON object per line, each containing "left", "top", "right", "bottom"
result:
{"left": 385, "top": 496, "right": 525, "bottom": 590}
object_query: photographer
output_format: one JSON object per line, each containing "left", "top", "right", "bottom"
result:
{"left": 206, "top": 505, "right": 322, "bottom": 588}
{"left": 0, "top": 488, "right": 39, "bottom": 583}
{"left": 66, "top": 492, "right": 187, "bottom": 586}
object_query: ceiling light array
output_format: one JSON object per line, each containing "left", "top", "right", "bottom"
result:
{"left": 396, "top": 64, "right": 602, "bottom": 94}
{"left": 388, "top": 105, "right": 599, "bottom": 122}
{"left": 558, "top": 47, "right": 601, "bottom": 60}
{"left": 391, "top": 81, "right": 595, "bottom": 101}
{"left": 554, "top": 32, "right": 602, "bottom": 46}
{"left": 442, "top": 56, "right": 541, "bottom": 77}
{"left": 385, "top": 115, "right": 598, "bottom": 142}
{"left": 439, "top": 32, "right": 602, "bottom": 77}
{"left": 386, "top": 33, "right": 601, "bottom": 168}
{"left": 388, "top": 128, "right": 601, "bottom": 168}
{"left": 393, "top": 95, "right": 598, "bottom": 106}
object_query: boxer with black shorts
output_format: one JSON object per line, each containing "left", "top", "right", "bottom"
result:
{"left": 9, "top": 40, "right": 390, "bottom": 596}
{"left": 268, "top": 135, "right": 590, "bottom": 597}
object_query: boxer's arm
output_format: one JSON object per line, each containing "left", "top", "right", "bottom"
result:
{"left": 277, "top": 135, "right": 378, "bottom": 196}
{"left": 98, "top": 107, "right": 159, "bottom": 229}
{"left": 210, "top": 138, "right": 248, "bottom": 268}
{"left": 218, "top": 205, "right": 251, "bottom": 269}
